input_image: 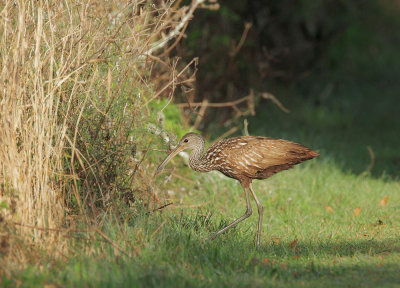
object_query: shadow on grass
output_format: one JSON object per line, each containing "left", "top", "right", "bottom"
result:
{"left": 259, "top": 237, "right": 400, "bottom": 258}
{"left": 176, "top": 232, "right": 400, "bottom": 287}
{"left": 125, "top": 232, "right": 400, "bottom": 287}
{"left": 134, "top": 212, "right": 400, "bottom": 287}
{"left": 6, "top": 212, "right": 398, "bottom": 287}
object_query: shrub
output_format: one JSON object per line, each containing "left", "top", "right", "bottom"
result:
{"left": 0, "top": 0, "right": 200, "bottom": 268}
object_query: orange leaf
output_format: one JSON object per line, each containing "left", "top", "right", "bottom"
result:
{"left": 271, "top": 236, "right": 280, "bottom": 244}
{"left": 324, "top": 206, "right": 334, "bottom": 213}
{"left": 380, "top": 196, "right": 389, "bottom": 206}
{"left": 353, "top": 207, "right": 361, "bottom": 217}
{"left": 290, "top": 238, "right": 298, "bottom": 249}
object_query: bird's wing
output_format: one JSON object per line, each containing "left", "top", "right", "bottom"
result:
{"left": 214, "top": 136, "right": 317, "bottom": 178}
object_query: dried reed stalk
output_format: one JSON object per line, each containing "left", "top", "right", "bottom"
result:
{"left": 0, "top": 0, "right": 202, "bottom": 268}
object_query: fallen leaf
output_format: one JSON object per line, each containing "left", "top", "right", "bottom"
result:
{"left": 271, "top": 236, "right": 280, "bottom": 244}
{"left": 290, "top": 238, "right": 298, "bottom": 249}
{"left": 380, "top": 196, "right": 389, "bottom": 206}
{"left": 324, "top": 206, "right": 334, "bottom": 213}
{"left": 353, "top": 207, "right": 361, "bottom": 217}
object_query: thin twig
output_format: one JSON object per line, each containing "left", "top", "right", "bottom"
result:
{"left": 95, "top": 228, "right": 131, "bottom": 258}
{"left": 158, "top": 58, "right": 179, "bottom": 119}
{"left": 143, "top": 0, "right": 206, "bottom": 56}
{"left": 157, "top": 20, "right": 190, "bottom": 58}
{"left": 144, "top": 58, "right": 198, "bottom": 105}
{"left": 170, "top": 201, "right": 212, "bottom": 209}
{"left": 244, "top": 119, "right": 249, "bottom": 136}
{"left": 366, "top": 146, "right": 375, "bottom": 173}
{"left": 193, "top": 98, "right": 208, "bottom": 129}
{"left": 12, "top": 222, "right": 92, "bottom": 233}
{"left": 176, "top": 94, "right": 250, "bottom": 108}
{"left": 171, "top": 172, "right": 196, "bottom": 184}
{"left": 145, "top": 53, "right": 170, "bottom": 68}
{"left": 146, "top": 202, "right": 174, "bottom": 215}
{"left": 213, "top": 127, "right": 239, "bottom": 144}
{"left": 139, "top": 148, "right": 170, "bottom": 153}
{"left": 150, "top": 220, "right": 167, "bottom": 240}
{"left": 247, "top": 89, "right": 255, "bottom": 115}
{"left": 261, "top": 92, "right": 290, "bottom": 113}
{"left": 230, "top": 22, "right": 252, "bottom": 57}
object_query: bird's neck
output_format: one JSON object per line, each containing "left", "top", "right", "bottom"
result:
{"left": 189, "top": 143, "right": 212, "bottom": 172}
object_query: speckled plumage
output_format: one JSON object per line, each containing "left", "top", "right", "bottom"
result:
{"left": 155, "top": 132, "right": 319, "bottom": 247}
{"left": 182, "top": 133, "right": 318, "bottom": 187}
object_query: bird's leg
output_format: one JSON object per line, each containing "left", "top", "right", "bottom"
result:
{"left": 210, "top": 187, "right": 252, "bottom": 240}
{"left": 249, "top": 183, "right": 264, "bottom": 248}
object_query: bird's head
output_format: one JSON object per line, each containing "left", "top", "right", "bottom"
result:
{"left": 155, "top": 132, "right": 204, "bottom": 175}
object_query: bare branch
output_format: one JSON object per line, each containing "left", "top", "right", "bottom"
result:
{"left": 176, "top": 94, "right": 251, "bottom": 108}
{"left": 143, "top": 0, "right": 206, "bottom": 56}
{"left": 261, "top": 92, "right": 290, "bottom": 113}
{"left": 365, "top": 146, "right": 375, "bottom": 173}
{"left": 144, "top": 57, "right": 198, "bottom": 105}
{"left": 95, "top": 228, "right": 132, "bottom": 258}
{"left": 230, "top": 22, "right": 252, "bottom": 57}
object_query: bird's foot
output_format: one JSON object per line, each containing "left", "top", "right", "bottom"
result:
{"left": 209, "top": 232, "right": 218, "bottom": 241}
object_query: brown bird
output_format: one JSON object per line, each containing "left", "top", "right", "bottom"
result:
{"left": 155, "top": 132, "right": 319, "bottom": 247}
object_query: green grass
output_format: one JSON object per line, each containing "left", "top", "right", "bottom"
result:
{"left": 3, "top": 161, "right": 400, "bottom": 287}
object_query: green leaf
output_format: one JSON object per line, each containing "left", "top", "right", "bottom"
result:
{"left": 0, "top": 201, "right": 9, "bottom": 210}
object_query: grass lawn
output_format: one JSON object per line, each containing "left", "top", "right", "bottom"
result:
{"left": 4, "top": 160, "right": 399, "bottom": 287}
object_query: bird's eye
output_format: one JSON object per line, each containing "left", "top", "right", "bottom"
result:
{"left": 184, "top": 139, "right": 189, "bottom": 143}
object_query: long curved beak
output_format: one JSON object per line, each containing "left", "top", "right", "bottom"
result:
{"left": 155, "top": 145, "right": 185, "bottom": 176}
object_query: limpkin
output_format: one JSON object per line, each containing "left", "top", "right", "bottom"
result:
{"left": 155, "top": 132, "right": 319, "bottom": 247}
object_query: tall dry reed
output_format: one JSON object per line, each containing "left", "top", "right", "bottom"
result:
{"left": 0, "top": 0, "right": 201, "bottom": 268}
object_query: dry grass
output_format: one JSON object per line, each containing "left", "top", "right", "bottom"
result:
{"left": 0, "top": 0, "right": 201, "bottom": 271}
